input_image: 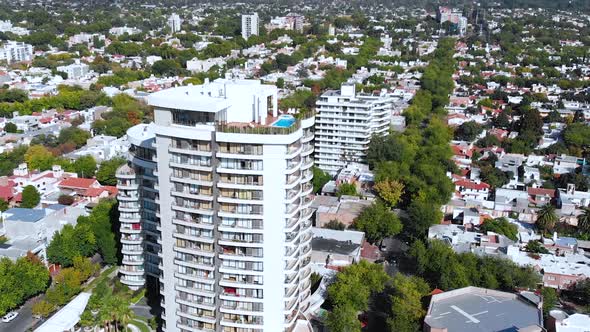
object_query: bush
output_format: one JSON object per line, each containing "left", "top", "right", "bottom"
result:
{"left": 57, "top": 194, "right": 75, "bottom": 205}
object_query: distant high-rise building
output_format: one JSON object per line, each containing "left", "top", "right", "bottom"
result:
{"left": 314, "top": 83, "right": 394, "bottom": 174}
{"left": 117, "top": 78, "right": 315, "bottom": 332}
{"left": 286, "top": 13, "right": 304, "bottom": 33}
{"left": 168, "top": 13, "right": 182, "bottom": 33}
{"left": 241, "top": 13, "right": 259, "bottom": 40}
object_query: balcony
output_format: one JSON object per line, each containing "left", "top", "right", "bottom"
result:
{"left": 119, "top": 266, "right": 145, "bottom": 276}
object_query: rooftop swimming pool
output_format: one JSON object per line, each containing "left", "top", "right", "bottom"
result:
{"left": 272, "top": 115, "right": 296, "bottom": 128}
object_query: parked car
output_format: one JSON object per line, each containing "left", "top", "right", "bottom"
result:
{"left": 2, "top": 311, "right": 18, "bottom": 323}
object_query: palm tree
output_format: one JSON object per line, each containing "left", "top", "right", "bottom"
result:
{"left": 536, "top": 204, "right": 558, "bottom": 233}
{"left": 577, "top": 207, "right": 590, "bottom": 234}
{"left": 110, "top": 295, "right": 134, "bottom": 332}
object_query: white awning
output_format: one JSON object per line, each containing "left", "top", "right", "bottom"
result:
{"left": 35, "top": 292, "right": 91, "bottom": 332}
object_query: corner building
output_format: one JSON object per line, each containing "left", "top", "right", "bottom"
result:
{"left": 119, "top": 79, "right": 315, "bottom": 332}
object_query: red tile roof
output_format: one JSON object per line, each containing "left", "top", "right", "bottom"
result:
{"left": 527, "top": 187, "right": 555, "bottom": 198}
{"left": 455, "top": 179, "right": 490, "bottom": 191}
{"left": 58, "top": 177, "right": 99, "bottom": 189}
{"left": 0, "top": 186, "right": 14, "bottom": 201}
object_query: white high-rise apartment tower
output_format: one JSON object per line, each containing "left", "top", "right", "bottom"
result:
{"left": 241, "top": 13, "right": 259, "bottom": 40}
{"left": 168, "top": 13, "right": 182, "bottom": 33}
{"left": 314, "top": 82, "right": 394, "bottom": 174}
{"left": 117, "top": 78, "right": 315, "bottom": 332}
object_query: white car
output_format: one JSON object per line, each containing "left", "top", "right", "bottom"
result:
{"left": 2, "top": 311, "right": 18, "bottom": 323}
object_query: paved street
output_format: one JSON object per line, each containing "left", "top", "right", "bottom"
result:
{"left": 0, "top": 299, "right": 36, "bottom": 332}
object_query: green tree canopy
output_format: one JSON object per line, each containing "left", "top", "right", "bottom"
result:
{"left": 21, "top": 185, "right": 40, "bottom": 208}
{"left": 353, "top": 201, "right": 402, "bottom": 245}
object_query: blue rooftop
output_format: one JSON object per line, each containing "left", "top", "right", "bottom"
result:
{"left": 556, "top": 237, "right": 578, "bottom": 247}
{"left": 3, "top": 208, "right": 46, "bottom": 223}
{"left": 46, "top": 204, "right": 67, "bottom": 211}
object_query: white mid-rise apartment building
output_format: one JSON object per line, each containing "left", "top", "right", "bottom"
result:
{"left": 241, "top": 13, "right": 259, "bottom": 40}
{"left": 0, "top": 41, "right": 33, "bottom": 64}
{"left": 314, "top": 82, "right": 394, "bottom": 174}
{"left": 57, "top": 59, "right": 90, "bottom": 79}
{"left": 117, "top": 78, "right": 315, "bottom": 332}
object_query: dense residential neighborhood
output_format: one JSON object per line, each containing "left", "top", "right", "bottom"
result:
{"left": 0, "top": 0, "right": 589, "bottom": 332}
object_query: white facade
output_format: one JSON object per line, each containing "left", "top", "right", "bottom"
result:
{"left": 314, "top": 83, "right": 394, "bottom": 174}
{"left": 241, "top": 13, "right": 259, "bottom": 40}
{"left": 168, "top": 13, "right": 182, "bottom": 33}
{"left": 186, "top": 57, "right": 226, "bottom": 73}
{"left": 117, "top": 123, "right": 159, "bottom": 290}
{"left": 118, "top": 79, "right": 314, "bottom": 332}
{"left": 109, "top": 26, "right": 141, "bottom": 36}
{"left": 57, "top": 60, "right": 90, "bottom": 80}
{"left": 0, "top": 41, "right": 33, "bottom": 64}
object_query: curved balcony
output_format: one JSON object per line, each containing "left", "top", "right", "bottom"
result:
{"left": 174, "top": 245, "right": 215, "bottom": 258}
{"left": 117, "top": 194, "right": 139, "bottom": 201}
{"left": 219, "top": 278, "right": 264, "bottom": 290}
{"left": 170, "top": 176, "right": 213, "bottom": 187}
{"left": 121, "top": 235, "right": 143, "bottom": 245}
{"left": 119, "top": 266, "right": 145, "bottom": 276}
{"left": 301, "top": 144, "right": 314, "bottom": 157}
{"left": 174, "top": 271, "right": 215, "bottom": 284}
{"left": 175, "top": 284, "right": 216, "bottom": 299}
{"left": 120, "top": 276, "right": 145, "bottom": 287}
{"left": 121, "top": 256, "right": 144, "bottom": 265}
{"left": 176, "top": 309, "right": 216, "bottom": 325}
{"left": 171, "top": 190, "right": 214, "bottom": 202}
{"left": 175, "top": 258, "right": 215, "bottom": 273}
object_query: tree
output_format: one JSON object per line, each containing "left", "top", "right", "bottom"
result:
{"left": 324, "top": 219, "right": 346, "bottom": 230}
{"left": 58, "top": 127, "right": 90, "bottom": 148}
{"left": 0, "top": 198, "right": 8, "bottom": 212}
{"left": 454, "top": 121, "right": 483, "bottom": 141}
{"left": 326, "top": 304, "right": 361, "bottom": 332}
{"left": 32, "top": 300, "right": 54, "bottom": 318}
{"left": 577, "top": 207, "right": 590, "bottom": 234}
{"left": 328, "top": 260, "right": 389, "bottom": 311}
{"left": 353, "top": 201, "right": 402, "bottom": 245}
{"left": 276, "top": 77, "right": 285, "bottom": 89}
{"left": 21, "top": 185, "right": 40, "bottom": 208}
{"left": 563, "top": 278, "right": 590, "bottom": 306}
{"left": 312, "top": 166, "right": 331, "bottom": 193}
{"left": 4, "top": 122, "right": 17, "bottom": 133}
{"left": 541, "top": 287, "right": 557, "bottom": 316}
{"left": 46, "top": 224, "right": 97, "bottom": 267}
{"left": 79, "top": 199, "right": 119, "bottom": 265}
{"left": 24, "top": 145, "right": 55, "bottom": 171}
{"left": 73, "top": 155, "right": 97, "bottom": 178}
{"left": 480, "top": 217, "right": 518, "bottom": 241}
{"left": 46, "top": 268, "right": 83, "bottom": 306}
{"left": 337, "top": 183, "right": 357, "bottom": 197}
{"left": 0, "top": 255, "right": 50, "bottom": 315}
{"left": 374, "top": 180, "right": 404, "bottom": 208}
{"left": 494, "top": 111, "right": 511, "bottom": 129}
{"left": 536, "top": 204, "right": 558, "bottom": 233}
{"left": 96, "top": 157, "right": 126, "bottom": 186}
{"left": 388, "top": 275, "right": 430, "bottom": 332}
{"left": 152, "top": 59, "right": 183, "bottom": 76}
{"left": 525, "top": 240, "right": 549, "bottom": 254}
{"left": 405, "top": 194, "right": 442, "bottom": 238}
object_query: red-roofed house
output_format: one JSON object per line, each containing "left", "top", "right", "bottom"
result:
{"left": 58, "top": 177, "right": 100, "bottom": 196}
{"left": 454, "top": 179, "right": 490, "bottom": 201}
{"left": 527, "top": 187, "right": 555, "bottom": 207}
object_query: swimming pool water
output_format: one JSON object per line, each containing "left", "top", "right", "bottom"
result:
{"left": 272, "top": 117, "right": 296, "bottom": 128}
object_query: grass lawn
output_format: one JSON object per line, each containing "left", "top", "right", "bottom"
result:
{"left": 84, "top": 265, "right": 118, "bottom": 291}
{"left": 131, "top": 319, "right": 151, "bottom": 332}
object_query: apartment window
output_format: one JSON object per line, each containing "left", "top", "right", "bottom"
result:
{"left": 172, "top": 110, "right": 215, "bottom": 126}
